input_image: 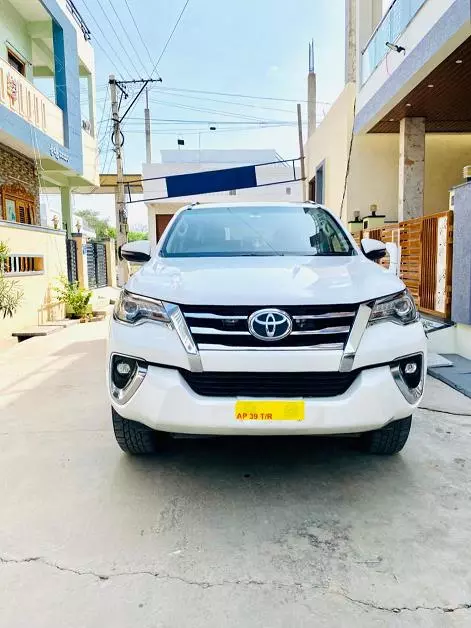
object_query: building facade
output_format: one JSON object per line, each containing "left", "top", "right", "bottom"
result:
{"left": 0, "top": 0, "right": 99, "bottom": 339}
{"left": 306, "top": 0, "right": 471, "bottom": 225}
{"left": 143, "top": 150, "right": 303, "bottom": 249}
{"left": 306, "top": 0, "right": 471, "bottom": 352}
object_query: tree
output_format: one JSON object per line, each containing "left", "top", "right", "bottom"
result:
{"left": 128, "top": 230, "right": 148, "bottom": 242}
{"left": 75, "top": 209, "right": 115, "bottom": 240}
{"left": 75, "top": 210, "right": 147, "bottom": 242}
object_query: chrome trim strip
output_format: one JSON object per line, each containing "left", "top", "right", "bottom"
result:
{"left": 390, "top": 353, "right": 425, "bottom": 404}
{"left": 198, "top": 343, "right": 345, "bottom": 351}
{"left": 109, "top": 354, "right": 147, "bottom": 405}
{"left": 339, "top": 303, "right": 373, "bottom": 372}
{"left": 190, "top": 327, "right": 250, "bottom": 336}
{"left": 291, "top": 326, "right": 350, "bottom": 336}
{"left": 182, "top": 312, "right": 247, "bottom": 320}
{"left": 292, "top": 312, "right": 356, "bottom": 320}
{"left": 164, "top": 303, "right": 203, "bottom": 372}
{"left": 185, "top": 311, "right": 355, "bottom": 321}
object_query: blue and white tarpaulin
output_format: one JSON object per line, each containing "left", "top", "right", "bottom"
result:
{"left": 127, "top": 158, "right": 302, "bottom": 203}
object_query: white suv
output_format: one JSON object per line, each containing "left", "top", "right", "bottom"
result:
{"left": 108, "top": 202, "right": 426, "bottom": 455}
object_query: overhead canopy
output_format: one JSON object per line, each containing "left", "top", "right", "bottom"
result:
{"left": 73, "top": 174, "right": 144, "bottom": 195}
{"left": 371, "top": 36, "right": 471, "bottom": 133}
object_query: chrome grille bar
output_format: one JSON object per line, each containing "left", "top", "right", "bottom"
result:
{"left": 293, "top": 311, "right": 356, "bottom": 320}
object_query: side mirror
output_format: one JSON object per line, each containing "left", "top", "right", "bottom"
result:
{"left": 119, "top": 240, "right": 151, "bottom": 264}
{"left": 361, "top": 238, "right": 387, "bottom": 261}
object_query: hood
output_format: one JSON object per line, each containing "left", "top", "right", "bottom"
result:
{"left": 126, "top": 255, "right": 405, "bottom": 306}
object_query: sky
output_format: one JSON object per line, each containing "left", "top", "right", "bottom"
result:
{"left": 69, "top": 0, "right": 346, "bottom": 228}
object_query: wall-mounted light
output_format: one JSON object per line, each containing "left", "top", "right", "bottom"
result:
{"left": 386, "top": 42, "right": 405, "bottom": 53}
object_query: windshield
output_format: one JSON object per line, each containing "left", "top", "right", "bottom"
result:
{"left": 160, "top": 205, "right": 354, "bottom": 257}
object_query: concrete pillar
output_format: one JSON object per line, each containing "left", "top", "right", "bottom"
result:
{"left": 307, "top": 40, "right": 317, "bottom": 137}
{"left": 104, "top": 238, "right": 117, "bottom": 287}
{"left": 307, "top": 73, "right": 317, "bottom": 137}
{"left": 345, "top": 0, "right": 356, "bottom": 84}
{"left": 61, "top": 186, "right": 73, "bottom": 236}
{"left": 452, "top": 182, "right": 471, "bottom": 324}
{"left": 72, "top": 234, "right": 89, "bottom": 290}
{"left": 398, "top": 117, "right": 425, "bottom": 221}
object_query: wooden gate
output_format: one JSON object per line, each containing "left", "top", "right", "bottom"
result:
{"left": 87, "top": 242, "right": 108, "bottom": 289}
{"left": 355, "top": 210, "right": 454, "bottom": 319}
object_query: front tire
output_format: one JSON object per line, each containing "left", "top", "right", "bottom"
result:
{"left": 112, "top": 408, "right": 167, "bottom": 454}
{"left": 360, "top": 416, "right": 412, "bottom": 455}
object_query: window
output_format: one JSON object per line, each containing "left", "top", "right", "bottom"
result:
{"left": 7, "top": 49, "right": 26, "bottom": 76}
{"left": 1, "top": 185, "right": 35, "bottom": 224}
{"left": 315, "top": 162, "right": 325, "bottom": 204}
{"left": 161, "top": 205, "right": 354, "bottom": 258}
{"left": 229, "top": 190, "right": 237, "bottom": 196}
{"left": 286, "top": 187, "right": 292, "bottom": 196}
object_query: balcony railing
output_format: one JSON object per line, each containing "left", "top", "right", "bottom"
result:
{"left": 0, "top": 58, "right": 64, "bottom": 145}
{"left": 361, "top": 0, "right": 428, "bottom": 84}
{"left": 65, "top": 0, "right": 91, "bottom": 40}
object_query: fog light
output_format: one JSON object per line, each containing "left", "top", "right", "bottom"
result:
{"left": 116, "top": 361, "right": 132, "bottom": 376}
{"left": 110, "top": 355, "right": 148, "bottom": 404}
{"left": 404, "top": 362, "right": 417, "bottom": 375}
{"left": 399, "top": 355, "right": 422, "bottom": 389}
{"left": 111, "top": 355, "right": 137, "bottom": 389}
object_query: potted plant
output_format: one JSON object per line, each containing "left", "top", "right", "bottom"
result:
{"left": 54, "top": 275, "right": 92, "bottom": 322}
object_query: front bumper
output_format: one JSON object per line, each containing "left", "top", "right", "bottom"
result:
{"left": 109, "top": 362, "right": 423, "bottom": 436}
{"left": 108, "top": 318, "right": 426, "bottom": 436}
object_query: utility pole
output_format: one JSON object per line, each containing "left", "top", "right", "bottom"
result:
{"left": 297, "top": 103, "right": 306, "bottom": 184}
{"left": 144, "top": 87, "right": 152, "bottom": 164}
{"left": 109, "top": 75, "right": 161, "bottom": 286}
{"left": 109, "top": 74, "right": 128, "bottom": 286}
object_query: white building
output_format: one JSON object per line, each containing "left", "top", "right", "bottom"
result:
{"left": 143, "top": 149, "right": 302, "bottom": 248}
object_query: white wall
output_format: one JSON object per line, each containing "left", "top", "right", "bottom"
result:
{"left": 304, "top": 83, "right": 356, "bottom": 217}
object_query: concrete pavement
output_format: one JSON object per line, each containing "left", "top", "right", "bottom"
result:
{"left": 1, "top": 320, "right": 471, "bottom": 627}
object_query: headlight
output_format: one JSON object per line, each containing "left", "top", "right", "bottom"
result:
{"left": 369, "top": 290, "right": 418, "bottom": 325}
{"left": 114, "top": 290, "right": 170, "bottom": 325}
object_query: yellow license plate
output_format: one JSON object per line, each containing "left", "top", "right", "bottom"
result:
{"left": 235, "top": 400, "right": 305, "bottom": 421}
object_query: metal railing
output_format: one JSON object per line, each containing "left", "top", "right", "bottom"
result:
{"left": 2, "top": 254, "right": 44, "bottom": 276}
{"left": 361, "top": 0, "right": 427, "bottom": 84}
{"left": 65, "top": 0, "right": 91, "bottom": 41}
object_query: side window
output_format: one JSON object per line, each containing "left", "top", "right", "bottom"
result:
{"left": 315, "top": 162, "right": 325, "bottom": 204}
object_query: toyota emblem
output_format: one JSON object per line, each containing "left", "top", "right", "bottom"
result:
{"left": 248, "top": 309, "right": 292, "bottom": 341}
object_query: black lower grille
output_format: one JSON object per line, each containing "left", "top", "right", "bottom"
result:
{"left": 180, "top": 370, "right": 358, "bottom": 398}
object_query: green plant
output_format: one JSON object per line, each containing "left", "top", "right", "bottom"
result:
{"left": 54, "top": 275, "right": 92, "bottom": 320}
{"left": 0, "top": 241, "right": 23, "bottom": 319}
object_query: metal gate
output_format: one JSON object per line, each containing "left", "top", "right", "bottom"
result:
{"left": 66, "top": 239, "right": 78, "bottom": 283}
{"left": 87, "top": 242, "right": 108, "bottom": 289}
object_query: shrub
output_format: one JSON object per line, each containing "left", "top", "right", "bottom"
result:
{"left": 54, "top": 275, "right": 92, "bottom": 320}
{"left": 0, "top": 241, "right": 23, "bottom": 319}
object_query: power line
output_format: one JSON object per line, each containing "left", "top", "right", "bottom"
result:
{"left": 148, "top": 97, "right": 275, "bottom": 121}
{"left": 125, "top": 117, "right": 298, "bottom": 126}
{"left": 94, "top": 0, "right": 143, "bottom": 76}
{"left": 149, "top": 0, "right": 191, "bottom": 77}
{"left": 105, "top": 0, "right": 149, "bottom": 76}
{"left": 150, "top": 90, "right": 305, "bottom": 114}
{"left": 155, "top": 85, "right": 331, "bottom": 105}
{"left": 123, "top": 0, "right": 158, "bottom": 76}
{"left": 78, "top": 0, "right": 130, "bottom": 77}
{"left": 124, "top": 123, "right": 299, "bottom": 135}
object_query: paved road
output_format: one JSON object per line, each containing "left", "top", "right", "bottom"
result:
{"left": 1, "top": 320, "right": 471, "bottom": 627}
